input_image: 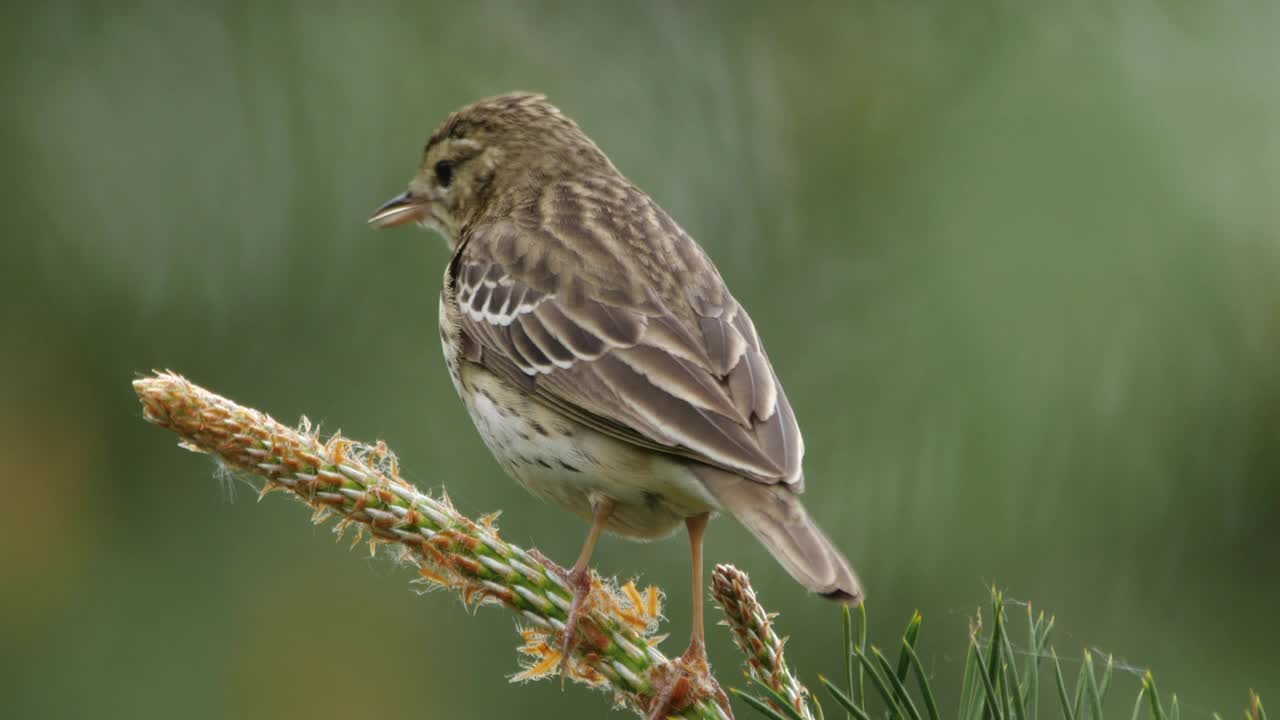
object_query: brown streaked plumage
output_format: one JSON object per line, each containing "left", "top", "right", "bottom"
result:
{"left": 371, "top": 92, "right": 860, "bottom": 716}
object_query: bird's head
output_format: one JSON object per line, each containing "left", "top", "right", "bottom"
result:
{"left": 368, "top": 92, "right": 611, "bottom": 248}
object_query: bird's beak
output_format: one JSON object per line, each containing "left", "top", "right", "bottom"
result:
{"left": 368, "top": 191, "right": 429, "bottom": 229}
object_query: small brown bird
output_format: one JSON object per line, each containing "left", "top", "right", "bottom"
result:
{"left": 370, "top": 92, "right": 860, "bottom": 711}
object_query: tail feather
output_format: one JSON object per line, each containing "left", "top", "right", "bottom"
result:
{"left": 697, "top": 468, "right": 863, "bottom": 605}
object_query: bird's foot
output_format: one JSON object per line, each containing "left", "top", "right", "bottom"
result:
{"left": 530, "top": 550, "right": 596, "bottom": 687}
{"left": 557, "top": 564, "right": 594, "bottom": 684}
{"left": 645, "top": 637, "right": 733, "bottom": 720}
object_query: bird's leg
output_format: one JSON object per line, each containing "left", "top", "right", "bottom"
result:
{"left": 555, "top": 494, "right": 614, "bottom": 683}
{"left": 646, "top": 512, "right": 733, "bottom": 720}
{"left": 684, "top": 511, "right": 710, "bottom": 666}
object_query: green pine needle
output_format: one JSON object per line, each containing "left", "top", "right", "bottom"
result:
{"left": 1085, "top": 653, "right": 1105, "bottom": 720}
{"left": 843, "top": 606, "right": 856, "bottom": 720}
{"left": 856, "top": 646, "right": 905, "bottom": 718}
{"left": 971, "top": 636, "right": 1008, "bottom": 720}
{"left": 874, "top": 645, "right": 924, "bottom": 720}
{"left": 748, "top": 677, "right": 809, "bottom": 720}
{"left": 736, "top": 688, "right": 796, "bottom": 720}
{"left": 739, "top": 591, "right": 1262, "bottom": 720}
{"left": 1145, "top": 672, "right": 1168, "bottom": 720}
{"left": 1129, "top": 685, "right": 1147, "bottom": 720}
{"left": 820, "top": 675, "right": 874, "bottom": 720}
{"left": 1051, "top": 648, "right": 1077, "bottom": 720}
{"left": 902, "top": 639, "right": 941, "bottom": 720}
{"left": 897, "top": 612, "right": 924, "bottom": 683}
{"left": 856, "top": 604, "right": 868, "bottom": 708}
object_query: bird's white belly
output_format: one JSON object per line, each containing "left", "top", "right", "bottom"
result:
{"left": 461, "top": 367, "right": 719, "bottom": 539}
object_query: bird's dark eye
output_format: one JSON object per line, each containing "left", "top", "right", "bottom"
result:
{"left": 434, "top": 160, "right": 454, "bottom": 188}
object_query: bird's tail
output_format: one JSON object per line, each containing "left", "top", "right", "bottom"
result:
{"left": 697, "top": 467, "right": 863, "bottom": 605}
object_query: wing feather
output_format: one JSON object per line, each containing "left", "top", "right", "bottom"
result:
{"left": 449, "top": 180, "right": 803, "bottom": 485}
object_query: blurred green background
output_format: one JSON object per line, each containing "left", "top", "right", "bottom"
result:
{"left": 2, "top": 1, "right": 1277, "bottom": 717}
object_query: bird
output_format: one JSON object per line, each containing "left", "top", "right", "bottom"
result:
{"left": 369, "top": 91, "right": 861, "bottom": 715}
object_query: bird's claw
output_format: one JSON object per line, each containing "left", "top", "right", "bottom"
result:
{"left": 528, "top": 549, "right": 595, "bottom": 688}
{"left": 556, "top": 564, "right": 594, "bottom": 685}
{"left": 645, "top": 638, "right": 733, "bottom": 720}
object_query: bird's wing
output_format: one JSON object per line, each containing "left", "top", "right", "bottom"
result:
{"left": 450, "top": 179, "right": 803, "bottom": 487}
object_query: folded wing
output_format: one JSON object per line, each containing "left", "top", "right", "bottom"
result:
{"left": 451, "top": 180, "right": 804, "bottom": 487}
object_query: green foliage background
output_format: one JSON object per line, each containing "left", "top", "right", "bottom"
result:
{"left": 1, "top": 1, "right": 1276, "bottom": 717}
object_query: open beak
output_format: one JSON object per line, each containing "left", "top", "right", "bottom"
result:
{"left": 368, "top": 191, "right": 429, "bottom": 229}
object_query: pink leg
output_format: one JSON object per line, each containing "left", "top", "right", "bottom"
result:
{"left": 646, "top": 512, "right": 732, "bottom": 719}
{"left": 557, "top": 496, "right": 615, "bottom": 684}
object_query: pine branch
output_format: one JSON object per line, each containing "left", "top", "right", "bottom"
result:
{"left": 713, "top": 564, "right": 818, "bottom": 720}
{"left": 133, "top": 371, "right": 729, "bottom": 720}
